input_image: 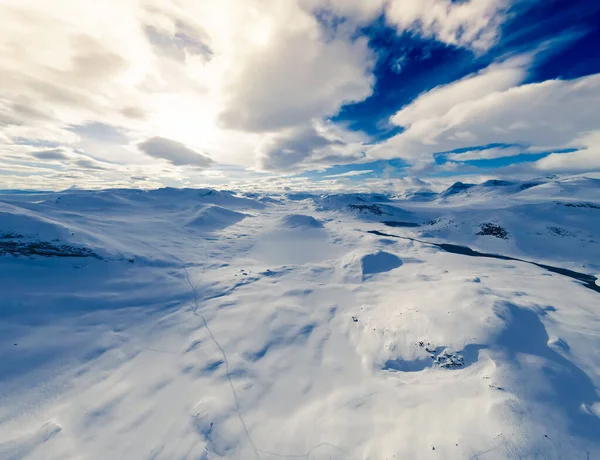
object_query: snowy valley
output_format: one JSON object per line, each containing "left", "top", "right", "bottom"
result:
{"left": 1, "top": 176, "right": 600, "bottom": 459}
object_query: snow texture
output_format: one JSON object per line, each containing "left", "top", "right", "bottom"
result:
{"left": 360, "top": 251, "right": 403, "bottom": 278}
{"left": 1, "top": 175, "right": 600, "bottom": 459}
{"left": 279, "top": 214, "right": 324, "bottom": 229}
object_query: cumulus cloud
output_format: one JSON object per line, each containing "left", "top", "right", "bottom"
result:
{"left": 26, "top": 146, "right": 119, "bottom": 171}
{"left": 303, "top": 0, "right": 511, "bottom": 51}
{"left": 390, "top": 56, "right": 528, "bottom": 130}
{"left": 1, "top": 0, "right": 597, "bottom": 187}
{"left": 370, "top": 59, "right": 600, "bottom": 175}
{"left": 138, "top": 137, "right": 213, "bottom": 168}
{"left": 258, "top": 126, "right": 342, "bottom": 172}
{"left": 31, "top": 148, "right": 70, "bottom": 161}
{"left": 0, "top": 3, "right": 146, "bottom": 127}
{"left": 446, "top": 145, "right": 526, "bottom": 161}
{"left": 323, "top": 170, "right": 374, "bottom": 178}
{"left": 73, "top": 158, "right": 110, "bottom": 171}
{"left": 534, "top": 131, "right": 600, "bottom": 172}
{"left": 301, "top": 0, "right": 386, "bottom": 24}
{"left": 0, "top": 0, "right": 381, "bottom": 174}
{"left": 218, "top": 36, "right": 374, "bottom": 132}
{"left": 386, "top": 0, "right": 512, "bottom": 51}
{"left": 144, "top": 20, "right": 213, "bottom": 62}
{"left": 258, "top": 124, "right": 367, "bottom": 171}
{"left": 216, "top": 2, "right": 375, "bottom": 132}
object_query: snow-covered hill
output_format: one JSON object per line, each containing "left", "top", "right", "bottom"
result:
{"left": 1, "top": 177, "right": 599, "bottom": 459}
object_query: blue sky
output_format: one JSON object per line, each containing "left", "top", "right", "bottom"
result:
{"left": 316, "top": 0, "right": 600, "bottom": 181}
{"left": 1, "top": 0, "right": 599, "bottom": 190}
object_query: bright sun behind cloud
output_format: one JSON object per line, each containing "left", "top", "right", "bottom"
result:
{"left": 0, "top": 0, "right": 599, "bottom": 190}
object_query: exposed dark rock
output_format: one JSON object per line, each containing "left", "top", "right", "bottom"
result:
{"left": 519, "top": 182, "right": 543, "bottom": 191}
{"left": 0, "top": 240, "right": 100, "bottom": 258}
{"left": 548, "top": 226, "right": 574, "bottom": 237}
{"left": 382, "top": 221, "right": 420, "bottom": 228}
{"left": 348, "top": 204, "right": 384, "bottom": 215}
{"left": 441, "top": 182, "right": 475, "bottom": 197}
{"left": 481, "top": 180, "right": 514, "bottom": 187}
{"left": 565, "top": 203, "right": 600, "bottom": 209}
{"left": 1, "top": 232, "right": 24, "bottom": 239}
{"left": 476, "top": 223, "right": 509, "bottom": 239}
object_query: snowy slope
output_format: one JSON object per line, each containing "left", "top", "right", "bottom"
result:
{"left": 0, "top": 178, "right": 599, "bottom": 460}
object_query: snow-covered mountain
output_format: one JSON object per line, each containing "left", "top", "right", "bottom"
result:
{"left": 1, "top": 176, "right": 599, "bottom": 459}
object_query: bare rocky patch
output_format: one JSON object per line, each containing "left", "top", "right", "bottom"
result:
{"left": 476, "top": 222, "right": 509, "bottom": 239}
{"left": 0, "top": 239, "right": 100, "bottom": 258}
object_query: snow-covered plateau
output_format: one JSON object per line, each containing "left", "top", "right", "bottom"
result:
{"left": 1, "top": 176, "right": 599, "bottom": 459}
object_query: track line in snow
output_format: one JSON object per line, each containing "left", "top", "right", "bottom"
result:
{"left": 176, "top": 231, "right": 262, "bottom": 460}
{"left": 178, "top": 229, "right": 359, "bottom": 460}
{"left": 257, "top": 441, "right": 354, "bottom": 459}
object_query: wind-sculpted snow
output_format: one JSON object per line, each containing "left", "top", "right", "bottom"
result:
{"left": 0, "top": 177, "right": 599, "bottom": 459}
{"left": 0, "top": 203, "right": 73, "bottom": 241}
{"left": 360, "top": 251, "right": 403, "bottom": 278}
{"left": 279, "top": 214, "right": 324, "bottom": 229}
{"left": 187, "top": 206, "right": 247, "bottom": 231}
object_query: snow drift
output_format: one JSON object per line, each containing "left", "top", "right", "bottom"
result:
{"left": 360, "top": 250, "right": 403, "bottom": 277}
{"left": 1, "top": 176, "right": 600, "bottom": 459}
{"left": 187, "top": 205, "right": 246, "bottom": 230}
{"left": 279, "top": 214, "right": 324, "bottom": 229}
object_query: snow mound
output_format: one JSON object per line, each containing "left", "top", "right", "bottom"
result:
{"left": 42, "top": 191, "right": 137, "bottom": 211}
{"left": 0, "top": 203, "right": 110, "bottom": 258}
{"left": 0, "top": 204, "right": 72, "bottom": 241}
{"left": 441, "top": 181, "right": 476, "bottom": 197}
{"left": 279, "top": 214, "right": 324, "bottom": 229}
{"left": 41, "top": 188, "right": 265, "bottom": 212}
{"left": 314, "top": 194, "right": 415, "bottom": 223}
{"left": 361, "top": 251, "right": 403, "bottom": 277}
{"left": 397, "top": 189, "right": 437, "bottom": 201}
{"left": 187, "top": 205, "right": 246, "bottom": 230}
{"left": 315, "top": 193, "right": 390, "bottom": 212}
{"left": 188, "top": 188, "right": 265, "bottom": 210}
{"left": 3, "top": 174, "right": 600, "bottom": 459}
{"left": 338, "top": 249, "right": 404, "bottom": 282}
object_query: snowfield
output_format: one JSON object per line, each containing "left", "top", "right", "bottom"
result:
{"left": 1, "top": 177, "right": 599, "bottom": 459}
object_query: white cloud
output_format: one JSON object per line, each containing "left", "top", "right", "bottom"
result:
{"left": 446, "top": 145, "right": 526, "bottom": 161}
{"left": 258, "top": 123, "right": 367, "bottom": 172}
{"left": 386, "top": 0, "right": 512, "bottom": 51}
{"left": 390, "top": 56, "right": 528, "bottom": 129}
{"left": 138, "top": 137, "right": 213, "bottom": 167}
{"left": 214, "top": 1, "right": 375, "bottom": 132}
{"left": 2, "top": 0, "right": 596, "bottom": 187}
{"left": 323, "top": 170, "right": 374, "bottom": 178}
{"left": 369, "top": 60, "right": 600, "bottom": 174}
{"left": 535, "top": 131, "right": 600, "bottom": 172}
{"left": 301, "top": 0, "right": 386, "bottom": 24}
{"left": 303, "top": 0, "right": 511, "bottom": 51}
{"left": 31, "top": 148, "right": 70, "bottom": 161}
{"left": 0, "top": 1, "right": 150, "bottom": 126}
{"left": 0, "top": 0, "right": 379, "bottom": 178}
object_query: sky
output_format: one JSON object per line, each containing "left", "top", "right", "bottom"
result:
{"left": 1, "top": 0, "right": 600, "bottom": 192}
